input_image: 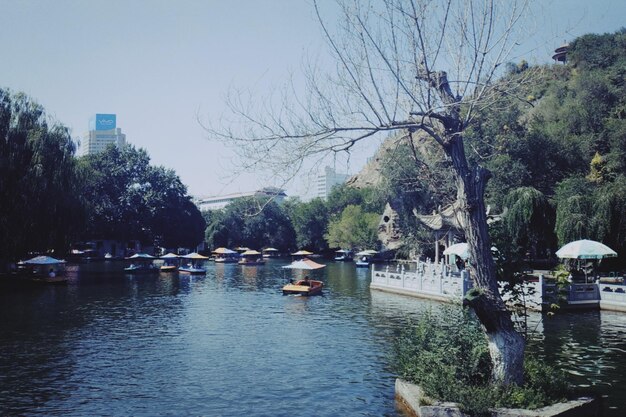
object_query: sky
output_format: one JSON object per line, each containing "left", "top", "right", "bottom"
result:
{"left": 1, "top": 0, "right": 625, "bottom": 200}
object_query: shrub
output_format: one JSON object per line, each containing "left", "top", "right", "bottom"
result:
{"left": 392, "top": 306, "right": 571, "bottom": 416}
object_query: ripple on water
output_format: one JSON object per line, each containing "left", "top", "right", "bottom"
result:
{"left": 0, "top": 263, "right": 625, "bottom": 416}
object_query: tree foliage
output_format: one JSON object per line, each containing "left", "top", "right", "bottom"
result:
{"left": 80, "top": 145, "right": 205, "bottom": 249}
{"left": 326, "top": 184, "right": 385, "bottom": 219}
{"left": 0, "top": 89, "right": 83, "bottom": 264}
{"left": 285, "top": 197, "right": 329, "bottom": 252}
{"left": 325, "top": 205, "right": 380, "bottom": 250}
{"left": 453, "top": 29, "right": 626, "bottom": 266}
{"left": 204, "top": 198, "right": 295, "bottom": 252}
{"left": 500, "top": 187, "right": 555, "bottom": 260}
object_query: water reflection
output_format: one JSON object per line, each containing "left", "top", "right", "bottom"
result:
{"left": 0, "top": 260, "right": 624, "bottom": 416}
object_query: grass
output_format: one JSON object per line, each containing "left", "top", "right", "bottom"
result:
{"left": 392, "top": 306, "right": 570, "bottom": 416}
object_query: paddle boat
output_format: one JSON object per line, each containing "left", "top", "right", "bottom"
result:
{"left": 282, "top": 277, "right": 324, "bottom": 296}
{"left": 238, "top": 249, "right": 265, "bottom": 266}
{"left": 355, "top": 250, "right": 378, "bottom": 267}
{"left": 17, "top": 255, "right": 68, "bottom": 283}
{"left": 159, "top": 252, "right": 179, "bottom": 272}
{"left": 213, "top": 247, "right": 239, "bottom": 263}
{"left": 281, "top": 258, "right": 326, "bottom": 296}
{"left": 262, "top": 247, "right": 280, "bottom": 258}
{"left": 179, "top": 252, "right": 209, "bottom": 274}
{"left": 334, "top": 249, "right": 353, "bottom": 261}
{"left": 124, "top": 253, "right": 159, "bottom": 274}
{"left": 290, "top": 250, "right": 314, "bottom": 260}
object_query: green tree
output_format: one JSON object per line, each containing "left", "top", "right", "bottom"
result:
{"left": 554, "top": 177, "right": 593, "bottom": 245}
{"left": 205, "top": 198, "right": 295, "bottom": 251}
{"left": 80, "top": 145, "right": 205, "bottom": 249}
{"left": 0, "top": 89, "right": 83, "bottom": 265}
{"left": 285, "top": 197, "right": 330, "bottom": 252}
{"left": 326, "top": 184, "right": 385, "bottom": 219}
{"left": 325, "top": 205, "right": 380, "bottom": 250}
{"left": 499, "top": 187, "right": 555, "bottom": 261}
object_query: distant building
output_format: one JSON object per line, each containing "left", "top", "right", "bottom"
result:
{"left": 316, "top": 166, "right": 349, "bottom": 199}
{"left": 79, "top": 113, "right": 127, "bottom": 156}
{"left": 195, "top": 187, "right": 287, "bottom": 211}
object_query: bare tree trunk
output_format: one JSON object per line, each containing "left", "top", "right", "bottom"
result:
{"left": 446, "top": 134, "right": 525, "bottom": 385}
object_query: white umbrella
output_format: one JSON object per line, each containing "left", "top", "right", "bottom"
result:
{"left": 443, "top": 243, "right": 470, "bottom": 259}
{"left": 282, "top": 258, "right": 326, "bottom": 270}
{"left": 555, "top": 239, "right": 617, "bottom": 260}
{"left": 291, "top": 250, "right": 314, "bottom": 256}
{"left": 126, "top": 253, "right": 155, "bottom": 259}
{"left": 21, "top": 255, "right": 66, "bottom": 265}
{"left": 181, "top": 252, "right": 209, "bottom": 260}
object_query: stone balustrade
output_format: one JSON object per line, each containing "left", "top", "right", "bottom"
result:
{"left": 370, "top": 260, "right": 626, "bottom": 313}
{"left": 370, "top": 260, "right": 470, "bottom": 302}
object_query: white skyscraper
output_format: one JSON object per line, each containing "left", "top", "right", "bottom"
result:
{"left": 316, "top": 166, "right": 349, "bottom": 199}
{"left": 79, "top": 114, "right": 127, "bottom": 156}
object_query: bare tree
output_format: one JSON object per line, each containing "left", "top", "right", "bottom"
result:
{"left": 207, "top": 0, "right": 536, "bottom": 385}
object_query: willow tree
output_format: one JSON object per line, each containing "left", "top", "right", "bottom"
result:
{"left": 208, "top": 0, "right": 535, "bottom": 385}
{"left": 0, "top": 89, "right": 83, "bottom": 265}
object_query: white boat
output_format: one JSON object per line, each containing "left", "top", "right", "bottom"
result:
{"left": 355, "top": 250, "right": 378, "bottom": 267}
{"left": 334, "top": 249, "right": 353, "bottom": 261}
{"left": 262, "top": 247, "right": 280, "bottom": 258}
{"left": 124, "top": 253, "right": 159, "bottom": 274}
{"left": 179, "top": 252, "right": 209, "bottom": 274}
{"left": 213, "top": 247, "right": 239, "bottom": 263}
{"left": 18, "top": 255, "right": 68, "bottom": 283}
{"left": 239, "top": 250, "right": 265, "bottom": 266}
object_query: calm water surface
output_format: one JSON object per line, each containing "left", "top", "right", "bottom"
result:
{"left": 0, "top": 260, "right": 624, "bottom": 416}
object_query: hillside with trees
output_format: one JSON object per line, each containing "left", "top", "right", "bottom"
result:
{"left": 370, "top": 29, "right": 626, "bottom": 269}
{"left": 473, "top": 29, "right": 626, "bottom": 268}
{"left": 203, "top": 30, "right": 625, "bottom": 272}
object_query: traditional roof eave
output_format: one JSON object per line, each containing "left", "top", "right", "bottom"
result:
{"left": 414, "top": 200, "right": 465, "bottom": 231}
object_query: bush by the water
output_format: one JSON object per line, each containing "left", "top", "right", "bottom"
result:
{"left": 392, "top": 306, "right": 570, "bottom": 416}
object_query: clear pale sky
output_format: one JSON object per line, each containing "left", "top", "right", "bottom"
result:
{"left": 1, "top": 0, "right": 624, "bottom": 199}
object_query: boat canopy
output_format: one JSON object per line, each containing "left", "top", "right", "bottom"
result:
{"left": 181, "top": 252, "right": 209, "bottom": 259}
{"left": 160, "top": 253, "right": 179, "bottom": 259}
{"left": 263, "top": 247, "right": 279, "bottom": 252}
{"left": 20, "top": 255, "right": 66, "bottom": 265}
{"left": 212, "top": 247, "right": 236, "bottom": 254}
{"left": 126, "top": 253, "right": 156, "bottom": 259}
{"left": 356, "top": 250, "right": 378, "bottom": 256}
{"left": 335, "top": 249, "right": 350, "bottom": 253}
{"left": 282, "top": 258, "right": 326, "bottom": 270}
{"left": 241, "top": 250, "right": 262, "bottom": 256}
{"left": 291, "top": 250, "right": 314, "bottom": 256}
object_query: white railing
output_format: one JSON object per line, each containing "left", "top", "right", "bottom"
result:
{"left": 371, "top": 263, "right": 626, "bottom": 313}
{"left": 370, "top": 260, "right": 470, "bottom": 301}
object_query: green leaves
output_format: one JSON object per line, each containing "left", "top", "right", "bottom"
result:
{"left": 204, "top": 198, "right": 295, "bottom": 252}
{"left": 0, "top": 89, "right": 82, "bottom": 261}
{"left": 81, "top": 145, "right": 205, "bottom": 249}
{"left": 325, "top": 204, "right": 380, "bottom": 250}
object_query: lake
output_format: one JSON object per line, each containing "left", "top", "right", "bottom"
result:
{"left": 0, "top": 259, "right": 624, "bottom": 416}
